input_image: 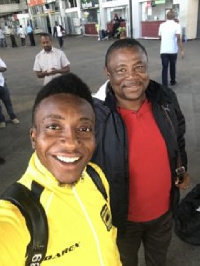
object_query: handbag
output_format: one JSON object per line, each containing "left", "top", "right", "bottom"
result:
{"left": 161, "top": 107, "right": 199, "bottom": 245}
{"left": 174, "top": 184, "right": 200, "bottom": 245}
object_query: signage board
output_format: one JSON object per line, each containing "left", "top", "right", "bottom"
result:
{"left": 27, "top": 0, "right": 46, "bottom": 7}
{"left": 155, "top": 0, "right": 166, "bottom": 4}
{"left": 81, "top": 0, "right": 99, "bottom": 9}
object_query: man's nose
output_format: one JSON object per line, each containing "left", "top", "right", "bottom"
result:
{"left": 59, "top": 129, "right": 79, "bottom": 147}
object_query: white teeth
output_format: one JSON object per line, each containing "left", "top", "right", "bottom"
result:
{"left": 57, "top": 156, "right": 79, "bottom": 163}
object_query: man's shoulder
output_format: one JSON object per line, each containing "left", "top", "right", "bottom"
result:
{"left": 35, "top": 49, "right": 45, "bottom": 59}
{"left": 148, "top": 80, "right": 177, "bottom": 103}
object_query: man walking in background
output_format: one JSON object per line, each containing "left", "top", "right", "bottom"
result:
{"left": 33, "top": 33, "right": 70, "bottom": 85}
{"left": 26, "top": 23, "right": 36, "bottom": 46}
{"left": 53, "top": 21, "right": 65, "bottom": 49}
{"left": 158, "top": 9, "right": 184, "bottom": 87}
{"left": 0, "top": 57, "right": 20, "bottom": 128}
{"left": 18, "top": 25, "right": 26, "bottom": 46}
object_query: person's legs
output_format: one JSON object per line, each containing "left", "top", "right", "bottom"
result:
{"left": 161, "top": 54, "right": 169, "bottom": 86}
{"left": 0, "top": 83, "right": 17, "bottom": 121}
{"left": 57, "top": 37, "right": 63, "bottom": 48}
{"left": 143, "top": 211, "right": 173, "bottom": 266}
{"left": 117, "top": 221, "right": 144, "bottom": 266}
{"left": 169, "top": 54, "right": 178, "bottom": 85}
{"left": 30, "top": 33, "right": 36, "bottom": 46}
{"left": 0, "top": 86, "right": 6, "bottom": 125}
{"left": 0, "top": 101, "right": 6, "bottom": 126}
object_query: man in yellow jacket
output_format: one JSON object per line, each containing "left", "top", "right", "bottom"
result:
{"left": 0, "top": 73, "right": 121, "bottom": 266}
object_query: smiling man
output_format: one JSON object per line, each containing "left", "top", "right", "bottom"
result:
{"left": 92, "top": 38, "right": 190, "bottom": 266}
{"left": 0, "top": 73, "right": 121, "bottom": 266}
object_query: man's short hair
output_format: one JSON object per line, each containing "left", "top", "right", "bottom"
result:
{"left": 40, "top": 32, "right": 51, "bottom": 39}
{"left": 32, "top": 73, "right": 94, "bottom": 125}
{"left": 167, "top": 10, "right": 175, "bottom": 20}
{"left": 105, "top": 38, "right": 148, "bottom": 67}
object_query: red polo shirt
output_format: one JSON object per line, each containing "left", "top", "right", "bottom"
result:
{"left": 118, "top": 100, "right": 171, "bottom": 222}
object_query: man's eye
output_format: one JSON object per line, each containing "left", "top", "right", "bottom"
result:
{"left": 117, "top": 68, "right": 126, "bottom": 73}
{"left": 78, "top": 127, "right": 92, "bottom": 132}
{"left": 135, "top": 65, "right": 146, "bottom": 72}
{"left": 46, "top": 124, "right": 60, "bottom": 130}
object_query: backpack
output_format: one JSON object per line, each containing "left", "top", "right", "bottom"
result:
{"left": 0, "top": 164, "right": 107, "bottom": 265}
{"left": 174, "top": 184, "right": 200, "bottom": 246}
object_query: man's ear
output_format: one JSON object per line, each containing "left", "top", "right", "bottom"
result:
{"left": 104, "top": 66, "right": 111, "bottom": 79}
{"left": 30, "top": 128, "right": 36, "bottom": 149}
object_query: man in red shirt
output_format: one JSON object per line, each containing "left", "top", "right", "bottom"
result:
{"left": 92, "top": 38, "right": 190, "bottom": 266}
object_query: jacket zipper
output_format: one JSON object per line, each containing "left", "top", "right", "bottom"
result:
{"left": 72, "top": 186, "right": 104, "bottom": 266}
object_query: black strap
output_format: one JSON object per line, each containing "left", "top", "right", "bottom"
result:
{"left": 1, "top": 182, "right": 48, "bottom": 266}
{"left": 0, "top": 165, "right": 106, "bottom": 265}
{"left": 86, "top": 164, "right": 108, "bottom": 201}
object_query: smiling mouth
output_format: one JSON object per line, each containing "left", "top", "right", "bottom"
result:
{"left": 56, "top": 156, "right": 80, "bottom": 163}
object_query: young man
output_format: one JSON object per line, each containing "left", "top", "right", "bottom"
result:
{"left": 92, "top": 38, "right": 190, "bottom": 266}
{"left": 0, "top": 57, "right": 20, "bottom": 128}
{"left": 53, "top": 21, "right": 65, "bottom": 49}
{"left": 33, "top": 33, "right": 70, "bottom": 85}
{"left": 0, "top": 73, "right": 121, "bottom": 265}
{"left": 158, "top": 9, "right": 184, "bottom": 86}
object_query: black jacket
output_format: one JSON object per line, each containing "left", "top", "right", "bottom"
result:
{"left": 91, "top": 80, "right": 187, "bottom": 235}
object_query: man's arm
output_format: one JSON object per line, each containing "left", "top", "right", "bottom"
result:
{"left": 48, "top": 65, "right": 70, "bottom": 75}
{"left": 35, "top": 65, "right": 70, "bottom": 79}
{"left": 0, "top": 59, "right": 7, "bottom": 72}
{"left": 177, "top": 34, "right": 184, "bottom": 59}
{"left": 0, "top": 66, "right": 7, "bottom": 73}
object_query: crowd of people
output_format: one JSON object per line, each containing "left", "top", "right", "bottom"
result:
{"left": 0, "top": 23, "right": 36, "bottom": 49}
{"left": 0, "top": 9, "right": 194, "bottom": 266}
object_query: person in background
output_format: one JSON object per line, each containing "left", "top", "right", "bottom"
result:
{"left": 0, "top": 27, "right": 6, "bottom": 48}
{"left": 0, "top": 73, "right": 122, "bottom": 266}
{"left": 92, "top": 38, "right": 190, "bottom": 266}
{"left": 33, "top": 33, "right": 70, "bottom": 85}
{"left": 53, "top": 21, "right": 65, "bottom": 49}
{"left": 0, "top": 57, "right": 20, "bottom": 128}
{"left": 158, "top": 9, "right": 184, "bottom": 87}
{"left": 18, "top": 25, "right": 26, "bottom": 46}
{"left": 8, "top": 26, "right": 18, "bottom": 48}
{"left": 26, "top": 23, "right": 36, "bottom": 46}
{"left": 112, "top": 14, "right": 120, "bottom": 38}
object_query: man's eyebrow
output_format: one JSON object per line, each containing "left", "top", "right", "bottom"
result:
{"left": 42, "top": 115, "right": 94, "bottom": 123}
{"left": 42, "top": 114, "right": 64, "bottom": 122}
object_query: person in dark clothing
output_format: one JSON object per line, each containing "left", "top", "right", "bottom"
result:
{"left": 9, "top": 27, "right": 18, "bottom": 48}
{"left": 53, "top": 21, "right": 65, "bottom": 48}
{"left": 26, "top": 24, "right": 36, "bottom": 46}
{"left": 112, "top": 14, "right": 120, "bottom": 38}
{"left": 92, "top": 38, "right": 190, "bottom": 266}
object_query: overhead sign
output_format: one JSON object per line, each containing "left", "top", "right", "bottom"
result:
{"left": 27, "top": 0, "right": 46, "bottom": 6}
{"left": 155, "top": 0, "right": 166, "bottom": 4}
{"left": 81, "top": 0, "right": 99, "bottom": 9}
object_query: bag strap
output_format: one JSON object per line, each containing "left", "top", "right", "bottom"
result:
{"left": 1, "top": 182, "right": 48, "bottom": 266}
{"left": 86, "top": 164, "right": 108, "bottom": 201}
{"left": 0, "top": 165, "right": 106, "bottom": 265}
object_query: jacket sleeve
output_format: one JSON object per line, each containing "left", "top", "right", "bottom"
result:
{"left": 170, "top": 90, "right": 187, "bottom": 168}
{"left": 0, "top": 200, "right": 30, "bottom": 265}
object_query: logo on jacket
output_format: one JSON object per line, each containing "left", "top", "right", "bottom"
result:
{"left": 101, "top": 204, "right": 112, "bottom": 231}
{"left": 44, "top": 242, "right": 80, "bottom": 261}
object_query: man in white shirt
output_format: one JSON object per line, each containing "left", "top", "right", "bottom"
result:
{"left": 0, "top": 58, "right": 20, "bottom": 128}
{"left": 158, "top": 10, "right": 184, "bottom": 86}
{"left": 53, "top": 21, "right": 65, "bottom": 48}
{"left": 33, "top": 33, "right": 70, "bottom": 85}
